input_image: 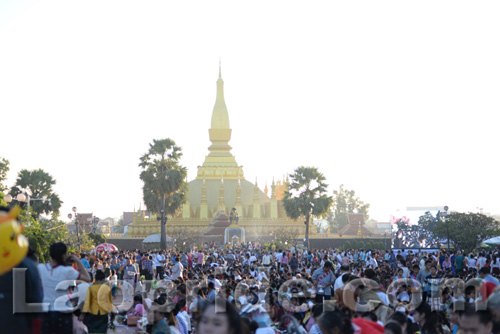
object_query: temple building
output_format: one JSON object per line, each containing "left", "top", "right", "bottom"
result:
{"left": 124, "top": 67, "right": 306, "bottom": 241}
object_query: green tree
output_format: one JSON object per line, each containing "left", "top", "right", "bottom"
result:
{"left": 10, "top": 169, "right": 62, "bottom": 218}
{"left": 23, "top": 214, "right": 69, "bottom": 263}
{"left": 0, "top": 157, "right": 9, "bottom": 192}
{"left": 65, "top": 233, "right": 95, "bottom": 253}
{"left": 0, "top": 157, "right": 10, "bottom": 206}
{"left": 139, "top": 139, "right": 188, "bottom": 250}
{"left": 275, "top": 227, "right": 300, "bottom": 249}
{"left": 433, "top": 212, "right": 500, "bottom": 253}
{"left": 88, "top": 232, "right": 106, "bottom": 245}
{"left": 283, "top": 166, "right": 332, "bottom": 249}
{"left": 417, "top": 211, "right": 441, "bottom": 248}
{"left": 328, "top": 184, "right": 370, "bottom": 233}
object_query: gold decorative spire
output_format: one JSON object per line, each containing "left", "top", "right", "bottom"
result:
{"left": 357, "top": 222, "right": 362, "bottom": 238}
{"left": 201, "top": 178, "right": 207, "bottom": 205}
{"left": 253, "top": 178, "right": 260, "bottom": 202}
{"left": 218, "top": 176, "right": 225, "bottom": 213}
{"left": 211, "top": 61, "right": 229, "bottom": 130}
{"left": 235, "top": 178, "right": 242, "bottom": 206}
{"left": 271, "top": 178, "right": 276, "bottom": 200}
{"left": 197, "top": 64, "right": 244, "bottom": 180}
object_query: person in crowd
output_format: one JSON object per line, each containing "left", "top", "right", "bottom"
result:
{"left": 0, "top": 246, "right": 43, "bottom": 334}
{"left": 197, "top": 300, "right": 242, "bottom": 334}
{"left": 413, "top": 302, "right": 441, "bottom": 334}
{"left": 479, "top": 266, "right": 500, "bottom": 286}
{"left": 81, "top": 270, "right": 113, "bottom": 333}
{"left": 311, "top": 261, "right": 335, "bottom": 303}
{"left": 120, "top": 257, "right": 138, "bottom": 302}
{"left": 156, "top": 251, "right": 166, "bottom": 279}
{"left": 172, "top": 256, "right": 184, "bottom": 279}
{"left": 143, "top": 254, "right": 155, "bottom": 292}
{"left": 317, "top": 311, "right": 354, "bottom": 334}
{"left": 149, "top": 302, "right": 172, "bottom": 334}
{"left": 37, "top": 242, "right": 91, "bottom": 334}
{"left": 458, "top": 306, "right": 494, "bottom": 334}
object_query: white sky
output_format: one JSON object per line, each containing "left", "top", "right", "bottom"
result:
{"left": 1, "top": 0, "right": 499, "bottom": 223}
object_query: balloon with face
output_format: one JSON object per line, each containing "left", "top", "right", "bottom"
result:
{"left": 0, "top": 206, "right": 28, "bottom": 276}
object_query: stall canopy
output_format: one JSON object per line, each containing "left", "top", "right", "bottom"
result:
{"left": 482, "top": 236, "right": 500, "bottom": 246}
{"left": 143, "top": 233, "right": 173, "bottom": 244}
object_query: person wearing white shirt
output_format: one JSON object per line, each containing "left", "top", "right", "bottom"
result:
{"left": 38, "top": 243, "right": 91, "bottom": 313}
{"left": 376, "top": 291, "right": 390, "bottom": 306}
{"left": 155, "top": 252, "right": 165, "bottom": 279}
{"left": 171, "top": 257, "right": 184, "bottom": 279}
{"left": 468, "top": 255, "right": 477, "bottom": 269}
{"left": 262, "top": 253, "right": 271, "bottom": 266}
{"left": 397, "top": 284, "right": 410, "bottom": 303}
{"left": 257, "top": 271, "right": 268, "bottom": 282}
{"left": 275, "top": 252, "right": 283, "bottom": 263}
{"left": 477, "top": 253, "right": 487, "bottom": 269}
{"left": 334, "top": 265, "right": 350, "bottom": 291}
{"left": 420, "top": 258, "right": 426, "bottom": 269}
{"left": 208, "top": 274, "right": 222, "bottom": 290}
{"left": 367, "top": 256, "right": 378, "bottom": 269}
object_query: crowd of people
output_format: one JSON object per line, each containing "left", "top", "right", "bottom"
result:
{"left": 2, "top": 240, "right": 500, "bottom": 334}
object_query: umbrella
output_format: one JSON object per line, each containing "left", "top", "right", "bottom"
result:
{"left": 483, "top": 237, "right": 500, "bottom": 246}
{"left": 91, "top": 243, "right": 118, "bottom": 253}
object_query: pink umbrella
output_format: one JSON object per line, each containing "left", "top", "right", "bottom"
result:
{"left": 91, "top": 243, "right": 118, "bottom": 253}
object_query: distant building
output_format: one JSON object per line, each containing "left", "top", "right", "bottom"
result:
{"left": 367, "top": 219, "right": 391, "bottom": 235}
{"left": 67, "top": 213, "right": 110, "bottom": 235}
{"left": 338, "top": 213, "right": 374, "bottom": 237}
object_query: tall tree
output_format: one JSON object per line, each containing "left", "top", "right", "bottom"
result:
{"left": 417, "top": 211, "right": 441, "bottom": 248}
{"left": 139, "top": 139, "right": 188, "bottom": 250}
{"left": 0, "top": 157, "right": 10, "bottom": 206}
{"left": 0, "top": 157, "right": 9, "bottom": 192}
{"left": 328, "top": 184, "right": 370, "bottom": 233}
{"left": 22, "top": 214, "right": 69, "bottom": 263}
{"left": 283, "top": 166, "right": 332, "bottom": 249}
{"left": 10, "top": 169, "right": 62, "bottom": 218}
{"left": 432, "top": 212, "right": 500, "bottom": 253}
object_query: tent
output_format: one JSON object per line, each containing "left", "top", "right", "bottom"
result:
{"left": 482, "top": 237, "right": 500, "bottom": 246}
{"left": 143, "top": 233, "right": 173, "bottom": 243}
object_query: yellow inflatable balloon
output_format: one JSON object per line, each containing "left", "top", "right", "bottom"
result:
{"left": 0, "top": 206, "right": 28, "bottom": 276}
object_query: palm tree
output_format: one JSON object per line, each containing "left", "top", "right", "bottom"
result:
{"left": 139, "top": 139, "right": 188, "bottom": 250}
{"left": 283, "top": 166, "right": 332, "bottom": 249}
{"left": 10, "top": 169, "right": 62, "bottom": 218}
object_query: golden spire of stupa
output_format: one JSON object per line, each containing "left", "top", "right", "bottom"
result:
{"left": 211, "top": 59, "right": 229, "bottom": 130}
{"left": 197, "top": 62, "right": 243, "bottom": 180}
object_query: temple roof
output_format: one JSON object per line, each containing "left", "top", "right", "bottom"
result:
{"left": 338, "top": 213, "right": 372, "bottom": 236}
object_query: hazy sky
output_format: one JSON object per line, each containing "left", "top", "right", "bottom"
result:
{"left": 1, "top": 0, "right": 499, "bottom": 223}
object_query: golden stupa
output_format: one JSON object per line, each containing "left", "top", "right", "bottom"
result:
{"left": 125, "top": 65, "right": 306, "bottom": 240}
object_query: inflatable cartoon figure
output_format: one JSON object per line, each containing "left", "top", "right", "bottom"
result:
{"left": 0, "top": 206, "right": 28, "bottom": 276}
